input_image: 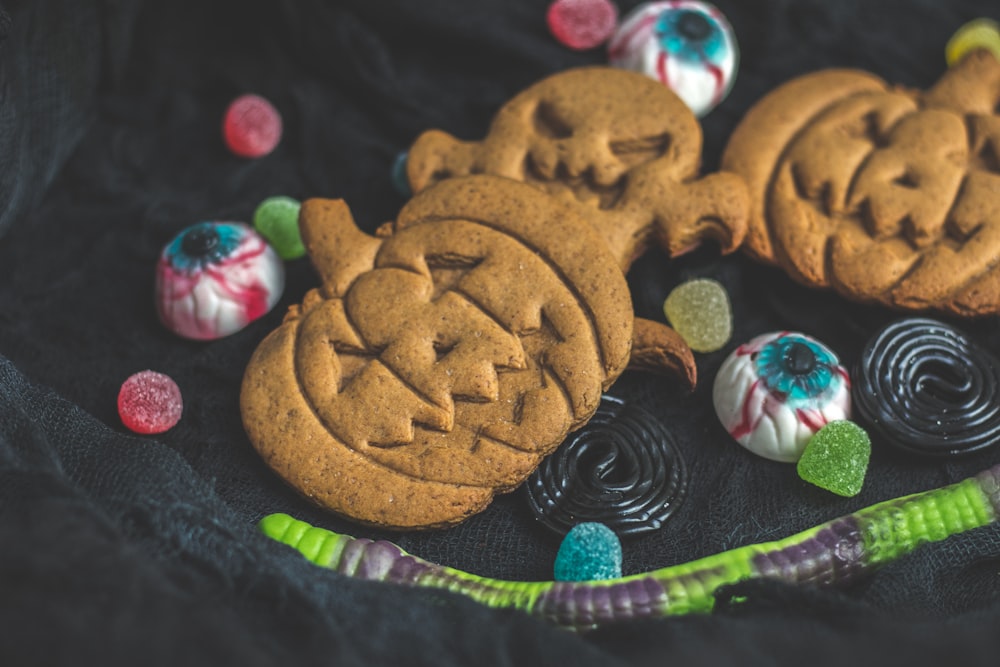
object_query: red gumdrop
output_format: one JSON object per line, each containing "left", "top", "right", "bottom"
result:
{"left": 223, "top": 94, "right": 283, "bottom": 158}
{"left": 118, "top": 370, "right": 184, "bottom": 435}
{"left": 547, "top": 0, "right": 619, "bottom": 51}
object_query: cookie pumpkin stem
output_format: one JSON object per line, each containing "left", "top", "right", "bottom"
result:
{"left": 261, "top": 464, "right": 1000, "bottom": 632}
{"left": 299, "top": 198, "right": 384, "bottom": 298}
{"left": 627, "top": 318, "right": 697, "bottom": 389}
{"left": 924, "top": 48, "right": 1000, "bottom": 114}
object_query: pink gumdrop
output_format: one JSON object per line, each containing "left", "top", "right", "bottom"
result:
{"left": 547, "top": 0, "right": 619, "bottom": 50}
{"left": 223, "top": 94, "right": 282, "bottom": 158}
{"left": 118, "top": 370, "right": 183, "bottom": 435}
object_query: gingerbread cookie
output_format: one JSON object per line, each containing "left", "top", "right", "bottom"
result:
{"left": 722, "top": 49, "right": 1000, "bottom": 316}
{"left": 406, "top": 66, "right": 748, "bottom": 271}
{"left": 241, "top": 175, "right": 633, "bottom": 530}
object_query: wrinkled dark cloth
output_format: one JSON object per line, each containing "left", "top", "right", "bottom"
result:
{"left": 0, "top": 0, "right": 137, "bottom": 238}
{"left": 2, "top": 0, "right": 1000, "bottom": 665}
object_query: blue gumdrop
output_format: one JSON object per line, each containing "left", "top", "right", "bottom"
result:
{"left": 553, "top": 522, "right": 623, "bottom": 582}
{"left": 391, "top": 151, "right": 411, "bottom": 197}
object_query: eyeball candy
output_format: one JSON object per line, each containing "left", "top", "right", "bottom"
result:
{"left": 713, "top": 332, "right": 851, "bottom": 463}
{"left": 546, "top": 0, "right": 619, "bottom": 51}
{"left": 118, "top": 370, "right": 183, "bottom": 435}
{"left": 223, "top": 94, "right": 283, "bottom": 158}
{"left": 608, "top": 1, "right": 738, "bottom": 117}
{"left": 156, "top": 222, "right": 284, "bottom": 340}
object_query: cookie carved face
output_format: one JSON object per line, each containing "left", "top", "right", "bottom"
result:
{"left": 723, "top": 50, "right": 1000, "bottom": 315}
{"left": 241, "top": 176, "right": 633, "bottom": 529}
{"left": 473, "top": 68, "right": 698, "bottom": 211}
{"left": 407, "top": 67, "right": 747, "bottom": 269}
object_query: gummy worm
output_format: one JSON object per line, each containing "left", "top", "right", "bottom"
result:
{"left": 260, "top": 464, "right": 1000, "bottom": 632}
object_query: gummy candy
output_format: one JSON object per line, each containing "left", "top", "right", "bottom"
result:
{"left": 118, "top": 370, "right": 183, "bottom": 435}
{"left": 663, "top": 278, "right": 732, "bottom": 353}
{"left": 713, "top": 331, "right": 851, "bottom": 462}
{"left": 797, "top": 421, "right": 871, "bottom": 497}
{"left": 553, "top": 522, "right": 623, "bottom": 582}
{"left": 547, "top": 0, "right": 619, "bottom": 51}
{"left": 223, "top": 94, "right": 282, "bottom": 158}
{"left": 253, "top": 196, "right": 304, "bottom": 260}
{"left": 945, "top": 18, "right": 1000, "bottom": 66}
{"left": 853, "top": 318, "right": 1000, "bottom": 458}
{"left": 608, "top": 1, "right": 738, "bottom": 117}
{"left": 391, "top": 151, "right": 411, "bottom": 197}
{"left": 156, "top": 221, "right": 284, "bottom": 340}
{"left": 527, "top": 395, "right": 688, "bottom": 537}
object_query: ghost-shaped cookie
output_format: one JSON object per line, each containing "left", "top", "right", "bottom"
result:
{"left": 407, "top": 67, "right": 748, "bottom": 270}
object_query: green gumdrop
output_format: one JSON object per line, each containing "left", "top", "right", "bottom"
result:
{"left": 797, "top": 420, "right": 871, "bottom": 497}
{"left": 254, "top": 196, "right": 304, "bottom": 260}
{"left": 554, "top": 522, "right": 623, "bottom": 582}
{"left": 663, "top": 278, "right": 732, "bottom": 353}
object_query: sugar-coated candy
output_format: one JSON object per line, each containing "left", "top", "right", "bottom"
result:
{"left": 118, "top": 370, "right": 183, "bottom": 434}
{"left": 156, "top": 222, "right": 284, "bottom": 340}
{"left": 853, "top": 318, "right": 1000, "bottom": 457}
{"left": 797, "top": 421, "right": 870, "bottom": 497}
{"left": 547, "top": 0, "right": 619, "bottom": 51}
{"left": 554, "top": 522, "right": 623, "bottom": 582}
{"left": 223, "top": 94, "right": 282, "bottom": 158}
{"left": 608, "top": 0, "right": 738, "bottom": 117}
{"left": 663, "top": 278, "right": 732, "bottom": 353}
{"left": 713, "top": 331, "right": 851, "bottom": 463}
{"left": 945, "top": 18, "right": 1000, "bottom": 66}
{"left": 253, "top": 196, "right": 304, "bottom": 260}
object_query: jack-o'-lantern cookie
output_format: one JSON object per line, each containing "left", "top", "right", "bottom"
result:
{"left": 722, "top": 49, "right": 1000, "bottom": 316}
{"left": 406, "top": 67, "right": 748, "bottom": 271}
{"left": 241, "top": 176, "right": 633, "bottom": 530}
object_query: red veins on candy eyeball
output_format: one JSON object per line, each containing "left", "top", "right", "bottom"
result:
{"left": 118, "top": 370, "right": 183, "bottom": 435}
{"left": 547, "top": 0, "right": 619, "bottom": 50}
{"left": 223, "top": 94, "right": 283, "bottom": 158}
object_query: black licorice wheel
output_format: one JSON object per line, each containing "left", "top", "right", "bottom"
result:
{"left": 853, "top": 318, "right": 1000, "bottom": 457}
{"left": 526, "top": 395, "right": 688, "bottom": 537}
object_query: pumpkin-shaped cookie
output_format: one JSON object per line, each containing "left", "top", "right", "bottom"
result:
{"left": 723, "top": 50, "right": 1000, "bottom": 316}
{"left": 241, "top": 176, "right": 633, "bottom": 529}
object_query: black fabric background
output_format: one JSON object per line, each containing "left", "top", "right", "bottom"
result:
{"left": 2, "top": 0, "right": 1000, "bottom": 664}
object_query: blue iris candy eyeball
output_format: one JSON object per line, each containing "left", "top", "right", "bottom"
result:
{"left": 156, "top": 222, "right": 284, "bottom": 340}
{"left": 608, "top": 0, "right": 739, "bottom": 117}
{"left": 712, "top": 332, "right": 851, "bottom": 463}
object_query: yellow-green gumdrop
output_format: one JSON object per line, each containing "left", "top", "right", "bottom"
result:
{"left": 254, "top": 196, "right": 304, "bottom": 260}
{"left": 945, "top": 18, "right": 1000, "bottom": 66}
{"left": 797, "top": 421, "right": 871, "bottom": 497}
{"left": 663, "top": 278, "right": 732, "bottom": 353}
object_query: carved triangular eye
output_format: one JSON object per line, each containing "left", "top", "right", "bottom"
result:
{"left": 533, "top": 101, "right": 573, "bottom": 139}
{"left": 433, "top": 340, "right": 457, "bottom": 362}
{"left": 978, "top": 139, "right": 1000, "bottom": 173}
{"left": 891, "top": 171, "right": 919, "bottom": 189}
